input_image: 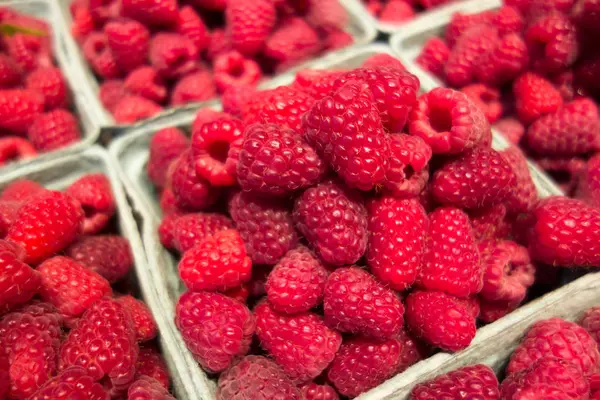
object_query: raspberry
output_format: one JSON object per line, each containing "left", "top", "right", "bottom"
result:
{"left": 213, "top": 51, "right": 262, "bottom": 93}
{"left": 28, "top": 367, "right": 108, "bottom": 400}
{"left": 216, "top": 355, "right": 301, "bottom": 399}
{"left": 478, "top": 297, "right": 522, "bottom": 324}
{"left": 264, "top": 17, "right": 320, "bottom": 66}
{"left": 0, "top": 240, "right": 25, "bottom": 261}
{"left": 0, "top": 89, "right": 43, "bottom": 135}
{"left": 228, "top": 192, "right": 298, "bottom": 265}
{"left": 171, "top": 70, "right": 216, "bottom": 106}
{"left": 379, "top": 0, "right": 415, "bottom": 22}
{"left": 536, "top": 156, "right": 586, "bottom": 195}
{"left": 0, "top": 251, "right": 40, "bottom": 314}
{"left": 581, "top": 307, "right": 600, "bottom": 346}
{"left": 65, "top": 173, "right": 115, "bottom": 234}
{"left": 128, "top": 376, "right": 175, "bottom": 400}
{"left": 469, "top": 204, "right": 511, "bottom": 241}
{"left": 169, "top": 213, "right": 232, "bottom": 253}
{"left": 104, "top": 19, "right": 149, "bottom": 75}
{"left": 384, "top": 134, "right": 432, "bottom": 198}
{"left": 445, "top": 11, "right": 495, "bottom": 48}
{"left": 299, "top": 382, "right": 339, "bottom": 400}
{"left": 136, "top": 346, "right": 170, "bottom": 389}
{"left": 577, "top": 153, "right": 600, "bottom": 208}
{"left": 500, "top": 146, "right": 538, "bottom": 214}
{"left": 149, "top": 33, "right": 199, "bottom": 80}
{"left": 27, "top": 109, "right": 81, "bottom": 152}
{"left": 170, "top": 150, "right": 219, "bottom": 211}
{"left": 192, "top": 108, "right": 230, "bottom": 133}
{"left": 305, "top": 0, "right": 347, "bottom": 28}
{"left": 237, "top": 124, "right": 326, "bottom": 196}
{"left": 207, "top": 29, "right": 233, "bottom": 61}
{"left": 226, "top": 0, "right": 276, "bottom": 57}
{"left": 362, "top": 53, "right": 405, "bottom": 70}
{"left": 5, "top": 34, "right": 52, "bottom": 74}
{"left": 82, "top": 32, "right": 121, "bottom": 79}
{"left": 291, "top": 69, "right": 344, "bottom": 100}
{"left": 416, "top": 37, "right": 449, "bottom": 79}
{"left": 265, "top": 246, "right": 328, "bottom": 314}
{"left": 409, "top": 87, "right": 490, "bottom": 154}
{"left": 494, "top": 117, "right": 525, "bottom": 145}
{"left": 6, "top": 191, "right": 83, "bottom": 264}
{"left": 65, "top": 235, "right": 131, "bottom": 284}
{"left": 70, "top": 6, "right": 94, "bottom": 44}
{"left": 475, "top": 32, "right": 529, "bottom": 87}
{"left": 303, "top": 81, "right": 389, "bottom": 190}
{"left": 324, "top": 267, "right": 404, "bottom": 339}
{"left": 124, "top": 67, "right": 167, "bottom": 104}
{"left": 191, "top": 117, "right": 244, "bottom": 186}
{"left": 147, "top": 127, "right": 189, "bottom": 190}
{"left": 25, "top": 67, "right": 70, "bottom": 110}
{"left": 406, "top": 291, "right": 476, "bottom": 351}
{"left": 222, "top": 85, "right": 256, "bottom": 117}
{"left": 432, "top": 147, "right": 516, "bottom": 210}
{"left": 513, "top": 72, "right": 563, "bottom": 125}
{"left": 158, "top": 214, "right": 178, "bottom": 249}
{"left": 176, "top": 6, "right": 210, "bottom": 52}
{"left": 573, "top": 0, "right": 600, "bottom": 36}
{"left": 411, "top": 364, "right": 499, "bottom": 399}
{"left": 0, "top": 54, "right": 22, "bottom": 89}
{"left": 176, "top": 291, "right": 254, "bottom": 372}
{"left": 121, "top": 0, "right": 177, "bottom": 27}
{"left": 491, "top": 6, "right": 525, "bottom": 35}
{"left": 88, "top": 0, "right": 120, "bottom": 25}
{"left": 293, "top": 181, "right": 368, "bottom": 266}
{"left": 59, "top": 298, "right": 138, "bottom": 392}
{"left": 255, "top": 301, "right": 341, "bottom": 382}
{"left": 0, "top": 137, "right": 37, "bottom": 166}
{"left": 116, "top": 295, "right": 157, "bottom": 343}
{"left": 528, "top": 197, "right": 600, "bottom": 267}
{"left": 460, "top": 84, "right": 503, "bottom": 123}
{"left": 99, "top": 80, "right": 127, "bottom": 113}
{"left": 0, "top": 180, "right": 45, "bottom": 203}
{"left": 112, "top": 95, "right": 162, "bottom": 123}
{"left": 525, "top": 13, "right": 578, "bottom": 74}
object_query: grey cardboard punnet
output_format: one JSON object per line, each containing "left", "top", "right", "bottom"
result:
{"left": 0, "top": 0, "right": 100, "bottom": 173}
{"left": 0, "top": 146, "right": 194, "bottom": 400}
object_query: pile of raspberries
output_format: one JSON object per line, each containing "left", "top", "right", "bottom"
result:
{"left": 147, "top": 52, "right": 600, "bottom": 399}
{"left": 415, "top": 0, "right": 600, "bottom": 202}
{"left": 0, "top": 8, "right": 82, "bottom": 168}
{"left": 68, "top": 0, "right": 353, "bottom": 124}
{"left": 410, "top": 309, "right": 600, "bottom": 399}
{"left": 0, "top": 175, "right": 176, "bottom": 399}
{"left": 364, "top": 0, "right": 454, "bottom": 24}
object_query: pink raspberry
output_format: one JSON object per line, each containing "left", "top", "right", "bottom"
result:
{"left": 416, "top": 37, "right": 449, "bottom": 79}
{"left": 112, "top": 95, "right": 162, "bottom": 123}
{"left": 460, "top": 84, "right": 503, "bottom": 123}
{"left": 226, "top": 0, "right": 276, "bottom": 57}
{"left": 170, "top": 150, "right": 219, "bottom": 211}
{"left": 384, "top": 134, "right": 432, "bottom": 198}
{"left": 264, "top": 17, "right": 321, "bottom": 66}
{"left": 411, "top": 364, "right": 499, "bottom": 399}
{"left": 500, "top": 146, "right": 538, "bottom": 214}
{"left": 120, "top": 0, "right": 178, "bottom": 28}
{"left": 213, "top": 51, "right": 262, "bottom": 93}
{"left": 124, "top": 67, "right": 167, "bottom": 104}
{"left": 170, "top": 70, "right": 216, "bottom": 106}
{"left": 149, "top": 33, "right": 199, "bottom": 80}
{"left": 525, "top": 13, "right": 578, "bottom": 74}
{"left": 25, "top": 67, "right": 70, "bottom": 110}
{"left": 104, "top": 19, "right": 149, "bottom": 75}
{"left": 176, "top": 6, "right": 210, "bottom": 52}
{"left": 117, "top": 295, "right": 157, "bottom": 343}
{"left": 147, "top": 127, "right": 189, "bottom": 190}
{"left": 170, "top": 212, "right": 234, "bottom": 253}
{"left": 82, "top": 32, "right": 121, "bottom": 79}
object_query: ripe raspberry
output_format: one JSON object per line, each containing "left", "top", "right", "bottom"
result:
{"left": 226, "top": 0, "right": 276, "bottom": 57}
{"left": 500, "top": 146, "right": 538, "bottom": 214}
{"left": 116, "top": 295, "right": 157, "bottom": 343}
{"left": 99, "top": 80, "right": 127, "bottom": 113}
{"left": 528, "top": 197, "right": 600, "bottom": 267}
{"left": 411, "top": 364, "right": 499, "bottom": 399}
{"left": 525, "top": 13, "right": 578, "bottom": 74}
{"left": 291, "top": 69, "right": 345, "bottom": 100}
{"left": 265, "top": 17, "right": 320, "bottom": 66}
{"left": 474, "top": 32, "right": 529, "bottom": 87}
{"left": 367, "top": 197, "right": 427, "bottom": 291}
{"left": 176, "top": 291, "right": 254, "bottom": 372}
{"left": 299, "top": 382, "right": 339, "bottom": 400}
{"left": 6, "top": 191, "right": 83, "bottom": 264}
{"left": 28, "top": 367, "right": 108, "bottom": 400}
{"left": 213, "top": 51, "right": 262, "bottom": 93}
{"left": 70, "top": 5, "right": 94, "bottom": 44}
{"left": 577, "top": 153, "right": 600, "bottom": 208}
{"left": 0, "top": 89, "right": 43, "bottom": 135}
{"left": 158, "top": 214, "right": 178, "bottom": 249}
{"left": 170, "top": 150, "right": 219, "bottom": 211}
{"left": 469, "top": 204, "right": 511, "bottom": 241}
{"left": 406, "top": 291, "right": 476, "bottom": 351}
{"left": 293, "top": 181, "right": 368, "bottom": 266}
{"left": 305, "top": 0, "right": 347, "bottom": 28}
{"left": 265, "top": 246, "right": 328, "bottom": 314}
{"left": 171, "top": 70, "right": 216, "bottom": 106}
{"left": 121, "top": 0, "right": 177, "bottom": 27}
{"left": 432, "top": 147, "right": 516, "bottom": 209}
{"left": 5, "top": 33, "right": 52, "bottom": 74}
{"left": 149, "top": 33, "right": 199, "bottom": 80}
{"left": 124, "top": 67, "right": 167, "bottom": 104}
{"left": 417, "top": 207, "right": 482, "bottom": 297}
{"left": 0, "top": 180, "right": 44, "bottom": 203}
{"left": 25, "top": 67, "right": 70, "bottom": 110}
{"left": 222, "top": 85, "right": 256, "bottom": 117}
{"left": 416, "top": 37, "right": 449, "bottom": 79}
{"left": 383, "top": 134, "right": 431, "bottom": 198}
{"left": 478, "top": 297, "right": 522, "bottom": 324}
{"left": 0, "top": 250, "right": 40, "bottom": 314}
{"left": 445, "top": 11, "right": 495, "bottom": 48}
{"left": 494, "top": 117, "right": 525, "bottom": 145}
{"left": 27, "top": 109, "right": 81, "bottom": 152}
{"left": 104, "top": 19, "right": 149, "bottom": 75}
{"left": 112, "top": 95, "right": 162, "bottom": 123}
{"left": 0, "top": 240, "right": 26, "bottom": 260}
{"left": 0, "top": 137, "right": 37, "bottom": 166}
{"left": 147, "top": 127, "right": 189, "bottom": 190}
{"left": 65, "top": 173, "right": 115, "bottom": 234}
{"left": 460, "top": 84, "right": 503, "bottom": 123}
{"left": 362, "top": 53, "right": 405, "bottom": 70}
{"left": 216, "top": 355, "right": 301, "bottom": 399}
{"left": 170, "top": 213, "right": 233, "bottom": 253}
{"left": 580, "top": 307, "right": 600, "bottom": 345}
{"left": 491, "top": 5, "right": 525, "bottom": 35}
{"left": 536, "top": 156, "right": 585, "bottom": 195}
{"left": 136, "top": 346, "right": 170, "bottom": 389}
{"left": 128, "top": 376, "right": 175, "bottom": 400}
{"left": 207, "top": 28, "right": 233, "bottom": 61}
{"left": 82, "top": 32, "right": 121, "bottom": 80}
{"left": 324, "top": 267, "right": 404, "bottom": 339}
{"left": 255, "top": 301, "right": 341, "bottom": 382}
{"left": 513, "top": 72, "right": 563, "bottom": 125}
{"left": 379, "top": 0, "right": 415, "bottom": 22}
{"left": 59, "top": 298, "right": 138, "bottom": 392}
{"left": 192, "top": 108, "right": 230, "bottom": 133}
{"left": 409, "top": 87, "right": 490, "bottom": 154}
{"left": 0, "top": 54, "right": 22, "bottom": 89}
{"left": 177, "top": 6, "right": 209, "bottom": 52}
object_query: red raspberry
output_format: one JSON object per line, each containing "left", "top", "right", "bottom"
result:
{"left": 5, "top": 34, "right": 52, "bottom": 74}
{"left": 469, "top": 204, "right": 511, "bottom": 241}
{"left": 222, "top": 85, "right": 256, "bottom": 117}
{"left": 491, "top": 5, "right": 525, "bottom": 34}
{"left": 149, "top": 33, "right": 199, "bottom": 80}
{"left": 228, "top": 192, "right": 298, "bottom": 265}
{"left": 507, "top": 318, "right": 600, "bottom": 377}
{"left": 305, "top": 0, "right": 347, "bottom": 28}
{"left": 216, "top": 355, "right": 301, "bottom": 399}
{"left": 87, "top": 0, "right": 120, "bottom": 25}
{"left": 265, "top": 17, "right": 321, "bottom": 66}
{"left": 525, "top": 13, "right": 578, "bottom": 74}
{"left": 159, "top": 188, "right": 184, "bottom": 216}
{"left": 104, "top": 19, "right": 149, "bottom": 75}
{"left": 237, "top": 124, "right": 326, "bottom": 196}
{"left": 179, "top": 229, "right": 251, "bottom": 291}
{"left": 0, "top": 89, "right": 43, "bottom": 135}
{"left": 117, "top": 295, "right": 157, "bottom": 342}
{"left": 192, "top": 108, "right": 230, "bottom": 133}
{"left": 121, "top": 0, "right": 177, "bottom": 27}
{"left": 577, "top": 153, "right": 600, "bottom": 208}
{"left": 500, "top": 146, "right": 538, "bottom": 214}
{"left": 0, "top": 251, "right": 40, "bottom": 314}
{"left": 38, "top": 256, "right": 111, "bottom": 317}
{"left": 128, "top": 376, "right": 175, "bottom": 400}
{"left": 65, "top": 173, "right": 115, "bottom": 234}
{"left": 66, "top": 235, "right": 132, "bottom": 284}
{"left": 175, "top": 291, "right": 254, "bottom": 373}
{"left": 324, "top": 267, "right": 404, "bottom": 339}
{"left": 213, "top": 51, "right": 262, "bottom": 93}
{"left": 409, "top": 87, "right": 490, "bottom": 154}
{"left": 124, "top": 67, "right": 167, "bottom": 104}
{"left": 170, "top": 150, "right": 219, "bottom": 211}
{"left": 417, "top": 207, "right": 482, "bottom": 297}
{"left": 147, "top": 127, "right": 189, "bottom": 190}
{"left": 445, "top": 11, "right": 495, "bottom": 48}
{"left": 411, "top": 364, "right": 499, "bottom": 399}
{"left": 265, "top": 246, "right": 329, "bottom": 314}
{"left": 136, "top": 346, "right": 170, "bottom": 389}
{"left": 513, "top": 72, "right": 563, "bottom": 125}
{"left": 581, "top": 307, "right": 600, "bottom": 347}
{"left": 191, "top": 117, "right": 244, "bottom": 186}
{"left": 299, "top": 382, "right": 339, "bottom": 400}
{"left": 432, "top": 147, "right": 516, "bottom": 209}
{"left": 112, "top": 95, "right": 162, "bottom": 123}
{"left": 0, "top": 54, "right": 22, "bottom": 89}
{"left": 207, "top": 28, "right": 233, "bottom": 61}
{"left": 70, "top": 5, "right": 95, "bottom": 44}
{"left": 416, "top": 37, "right": 449, "bottom": 79}
{"left": 478, "top": 297, "right": 522, "bottom": 324}
{"left": 82, "top": 32, "right": 121, "bottom": 80}
{"left": 379, "top": 0, "right": 415, "bottom": 22}
{"left": 59, "top": 298, "right": 138, "bottom": 392}
{"left": 255, "top": 301, "right": 341, "bottom": 382}
{"left": 99, "top": 80, "right": 128, "bottom": 113}
{"left": 0, "top": 137, "right": 37, "bottom": 166}
{"left": 177, "top": 6, "right": 210, "bottom": 52}
{"left": 291, "top": 69, "right": 345, "bottom": 100}
{"left": 476, "top": 33, "right": 529, "bottom": 87}
{"left": 303, "top": 81, "right": 389, "bottom": 190}
{"left": 460, "top": 84, "right": 503, "bottom": 123}
{"left": 171, "top": 70, "right": 216, "bottom": 106}
{"left": 28, "top": 109, "right": 81, "bottom": 152}
{"left": 384, "top": 133, "right": 432, "bottom": 198}
{"left": 28, "top": 367, "right": 108, "bottom": 400}
{"left": 367, "top": 197, "right": 427, "bottom": 291}
{"left": 1, "top": 180, "right": 44, "bottom": 203}
{"left": 528, "top": 197, "right": 600, "bottom": 267}
{"left": 494, "top": 117, "right": 525, "bottom": 145}
{"left": 25, "top": 67, "right": 70, "bottom": 110}
{"left": 6, "top": 191, "right": 83, "bottom": 264}
{"left": 362, "top": 53, "right": 405, "bottom": 70}
{"left": 226, "top": 0, "right": 276, "bottom": 57}
{"left": 293, "top": 181, "right": 368, "bottom": 266}
{"left": 170, "top": 212, "right": 233, "bottom": 253}
{"left": 158, "top": 214, "right": 178, "bottom": 249}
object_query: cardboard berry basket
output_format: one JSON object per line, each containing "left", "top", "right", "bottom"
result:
{"left": 55, "top": 0, "right": 377, "bottom": 133}
{"left": 0, "top": 146, "right": 198, "bottom": 400}
{"left": 108, "top": 43, "right": 569, "bottom": 399}
{"left": 0, "top": 0, "right": 99, "bottom": 173}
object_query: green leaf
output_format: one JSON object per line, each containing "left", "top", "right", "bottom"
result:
{"left": 0, "top": 23, "right": 46, "bottom": 37}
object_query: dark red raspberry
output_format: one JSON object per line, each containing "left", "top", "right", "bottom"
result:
{"left": 112, "top": 95, "right": 162, "bottom": 123}
{"left": 417, "top": 206, "right": 483, "bottom": 297}
{"left": 228, "top": 191, "right": 298, "bottom": 265}
{"left": 117, "top": 295, "right": 157, "bottom": 342}
{"left": 409, "top": 87, "right": 490, "bottom": 154}
{"left": 362, "top": 53, "right": 405, "bottom": 70}
{"left": 170, "top": 150, "right": 219, "bottom": 211}
{"left": 469, "top": 204, "right": 511, "bottom": 241}
{"left": 0, "top": 250, "right": 40, "bottom": 314}
{"left": 82, "top": 32, "right": 121, "bottom": 80}
{"left": 500, "top": 146, "right": 538, "bottom": 214}
{"left": 170, "top": 212, "right": 233, "bottom": 253}
{"left": 124, "top": 67, "right": 167, "bottom": 104}
{"left": 460, "top": 84, "right": 503, "bottom": 123}
{"left": 226, "top": 0, "right": 276, "bottom": 55}
{"left": 25, "top": 67, "right": 70, "bottom": 110}
{"left": 99, "top": 80, "right": 127, "bottom": 113}
{"left": 28, "top": 109, "right": 81, "bottom": 152}
{"left": 384, "top": 133, "right": 431, "bottom": 198}
{"left": 494, "top": 117, "right": 525, "bottom": 145}
{"left": 525, "top": 13, "right": 578, "bottom": 74}
{"left": 0, "top": 137, "right": 37, "bottom": 166}
{"left": 293, "top": 181, "right": 368, "bottom": 266}
{"left": 170, "top": 70, "right": 216, "bottom": 106}
{"left": 299, "top": 382, "right": 339, "bottom": 400}
{"left": 291, "top": 69, "right": 345, "bottom": 100}
{"left": 128, "top": 376, "right": 175, "bottom": 400}
{"left": 324, "top": 267, "right": 404, "bottom": 339}
{"left": 513, "top": 72, "right": 563, "bottom": 125}
{"left": 445, "top": 11, "right": 495, "bottom": 48}
{"left": 416, "top": 37, "right": 449, "bottom": 79}
{"left": 136, "top": 346, "right": 170, "bottom": 389}
{"left": 474, "top": 32, "right": 529, "bottom": 87}
{"left": 216, "top": 356, "right": 301, "bottom": 399}
{"left": 411, "top": 364, "right": 499, "bottom": 399}
{"left": 303, "top": 81, "right": 389, "bottom": 190}
{"left": 28, "top": 367, "right": 108, "bottom": 400}
{"left": 147, "top": 127, "right": 189, "bottom": 190}
{"left": 176, "top": 6, "right": 210, "bottom": 52}
{"left": 65, "top": 173, "right": 115, "bottom": 234}
{"left": 59, "top": 298, "right": 138, "bottom": 392}
{"left": 176, "top": 291, "right": 254, "bottom": 373}
{"left": 149, "top": 33, "right": 199, "bottom": 80}
{"left": 0, "top": 54, "right": 22, "bottom": 89}
{"left": 264, "top": 17, "right": 321, "bottom": 66}
{"left": 120, "top": 0, "right": 177, "bottom": 28}
{"left": 213, "top": 51, "right": 262, "bottom": 93}
{"left": 0, "top": 89, "right": 44, "bottom": 135}
{"left": 255, "top": 301, "right": 341, "bottom": 382}
{"left": 104, "top": 19, "right": 149, "bottom": 75}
